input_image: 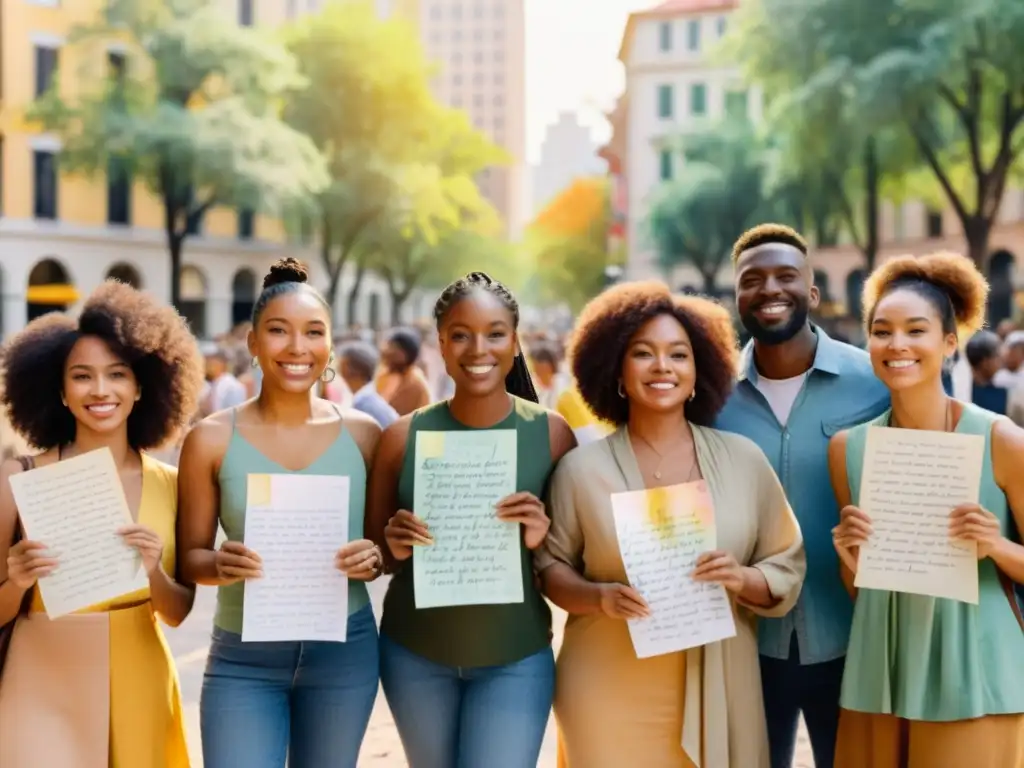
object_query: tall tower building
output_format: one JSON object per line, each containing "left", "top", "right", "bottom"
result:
{"left": 418, "top": 0, "right": 526, "bottom": 238}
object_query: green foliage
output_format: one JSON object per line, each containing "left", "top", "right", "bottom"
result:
{"left": 30, "top": 0, "right": 328, "bottom": 305}
{"left": 646, "top": 121, "right": 776, "bottom": 291}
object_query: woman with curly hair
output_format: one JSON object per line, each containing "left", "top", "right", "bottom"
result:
{"left": 536, "top": 281, "right": 806, "bottom": 768}
{"left": 177, "top": 258, "right": 384, "bottom": 768}
{"left": 0, "top": 280, "right": 205, "bottom": 767}
{"left": 830, "top": 252, "right": 1024, "bottom": 767}
{"left": 367, "top": 272, "right": 576, "bottom": 768}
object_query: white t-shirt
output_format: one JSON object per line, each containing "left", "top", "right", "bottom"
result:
{"left": 755, "top": 373, "right": 808, "bottom": 427}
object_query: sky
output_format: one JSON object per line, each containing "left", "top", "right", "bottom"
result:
{"left": 523, "top": 0, "right": 653, "bottom": 164}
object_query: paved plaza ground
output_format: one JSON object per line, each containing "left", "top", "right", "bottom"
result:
{"left": 165, "top": 581, "right": 814, "bottom": 767}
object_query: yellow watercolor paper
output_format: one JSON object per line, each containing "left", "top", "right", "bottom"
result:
{"left": 247, "top": 474, "right": 272, "bottom": 507}
{"left": 418, "top": 431, "right": 446, "bottom": 460}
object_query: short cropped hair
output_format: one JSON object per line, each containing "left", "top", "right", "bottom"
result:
{"left": 0, "top": 281, "right": 204, "bottom": 450}
{"left": 338, "top": 340, "right": 380, "bottom": 381}
{"left": 732, "top": 223, "right": 808, "bottom": 262}
{"left": 569, "top": 282, "right": 739, "bottom": 426}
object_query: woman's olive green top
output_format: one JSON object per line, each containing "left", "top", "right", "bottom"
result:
{"left": 381, "top": 397, "right": 556, "bottom": 668}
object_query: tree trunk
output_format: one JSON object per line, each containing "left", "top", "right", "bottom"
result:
{"left": 963, "top": 215, "right": 992, "bottom": 271}
{"left": 700, "top": 270, "right": 718, "bottom": 297}
{"left": 863, "top": 137, "right": 879, "bottom": 272}
{"left": 168, "top": 230, "right": 184, "bottom": 309}
{"left": 346, "top": 261, "right": 367, "bottom": 328}
{"left": 390, "top": 288, "right": 409, "bottom": 326}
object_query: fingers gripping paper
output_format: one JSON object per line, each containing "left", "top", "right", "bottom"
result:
{"left": 611, "top": 481, "right": 736, "bottom": 658}
{"left": 854, "top": 426, "right": 984, "bottom": 604}
{"left": 242, "top": 473, "right": 351, "bottom": 642}
{"left": 7, "top": 448, "right": 147, "bottom": 619}
{"left": 412, "top": 430, "right": 522, "bottom": 608}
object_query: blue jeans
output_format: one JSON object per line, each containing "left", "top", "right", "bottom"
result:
{"left": 760, "top": 635, "right": 845, "bottom": 768}
{"left": 200, "top": 605, "right": 379, "bottom": 768}
{"left": 379, "top": 633, "right": 554, "bottom": 768}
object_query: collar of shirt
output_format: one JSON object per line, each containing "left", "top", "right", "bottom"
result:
{"left": 737, "top": 324, "right": 843, "bottom": 385}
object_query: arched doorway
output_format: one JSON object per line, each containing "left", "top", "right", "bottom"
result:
{"left": 27, "top": 258, "right": 77, "bottom": 322}
{"left": 105, "top": 262, "right": 143, "bottom": 288}
{"left": 179, "top": 265, "right": 208, "bottom": 338}
{"left": 987, "top": 249, "right": 1015, "bottom": 326}
{"left": 231, "top": 268, "right": 257, "bottom": 327}
{"left": 814, "top": 269, "right": 832, "bottom": 303}
{"left": 845, "top": 268, "right": 866, "bottom": 320}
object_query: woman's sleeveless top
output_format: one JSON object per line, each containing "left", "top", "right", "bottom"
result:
{"left": 381, "top": 397, "right": 555, "bottom": 668}
{"left": 214, "top": 408, "right": 370, "bottom": 633}
{"left": 842, "top": 403, "right": 1024, "bottom": 720}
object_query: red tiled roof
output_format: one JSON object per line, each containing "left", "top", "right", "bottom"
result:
{"left": 643, "top": 0, "right": 737, "bottom": 14}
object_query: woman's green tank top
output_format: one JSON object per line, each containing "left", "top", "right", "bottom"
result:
{"left": 213, "top": 408, "right": 370, "bottom": 634}
{"left": 381, "top": 397, "right": 555, "bottom": 667}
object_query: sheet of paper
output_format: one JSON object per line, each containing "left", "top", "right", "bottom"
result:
{"left": 854, "top": 426, "right": 984, "bottom": 604}
{"left": 8, "top": 448, "right": 147, "bottom": 619}
{"left": 413, "top": 429, "right": 522, "bottom": 609}
{"left": 612, "top": 481, "right": 736, "bottom": 658}
{"left": 242, "top": 474, "right": 351, "bottom": 642}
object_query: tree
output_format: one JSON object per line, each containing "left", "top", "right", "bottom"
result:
{"left": 30, "top": 0, "right": 328, "bottom": 307}
{"left": 282, "top": 1, "right": 439, "bottom": 311}
{"left": 743, "top": 0, "right": 1024, "bottom": 268}
{"left": 526, "top": 177, "right": 613, "bottom": 311}
{"left": 362, "top": 106, "right": 506, "bottom": 322}
{"left": 646, "top": 121, "right": 775, "bottom": 293}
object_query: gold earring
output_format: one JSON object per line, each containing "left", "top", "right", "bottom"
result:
{"left": 60, "top": 395, "right": 68, "bottom": 407}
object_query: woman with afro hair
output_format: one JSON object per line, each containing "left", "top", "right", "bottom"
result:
{"left": 535, "top": 281, "right": 806, "bottom": 768}
{"left": 830, "top": 252, "right": 1024, "bottom": 767}
{"left": 0, "top": 280, "right": 205, "bottom": 767}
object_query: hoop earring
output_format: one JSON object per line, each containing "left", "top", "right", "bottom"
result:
{"left": 689, "top": 389, "right": 696, "bottom": 402}
{"left": 617, "top": 381, "right": 626, "bottom": 399}
{"left": 321, "top": 366, "right": 337, "bottom": 384}
{"left": 250, "top": 356, "right": 259, "bottom": 369}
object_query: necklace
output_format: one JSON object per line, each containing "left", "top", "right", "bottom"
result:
{"left": 633, "top": 432, "right": 698, "bottom": 481}
{"left": 889, "top": 397, "right": 953, "bottom": 431}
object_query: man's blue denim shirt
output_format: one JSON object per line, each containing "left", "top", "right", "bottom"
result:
{"left": 715, "top": 327, "right": 889, "bottom": 664}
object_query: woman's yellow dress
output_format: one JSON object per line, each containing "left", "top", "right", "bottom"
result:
{"left": 0, "top": 453, "right": 190, "bottom": 768}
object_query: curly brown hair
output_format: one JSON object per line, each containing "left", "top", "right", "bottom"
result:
{"left": 0, "top": 281, "right": 205, "bottom": 450}
{"left": 569, "top": 282, "right": 739, "bottom": 426}
{"left": 862, "top": 251, "right": 989, "bottom": 337}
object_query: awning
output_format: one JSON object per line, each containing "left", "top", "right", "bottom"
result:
{"left": 26, "top": 284, "right": 79, "bottom": 305}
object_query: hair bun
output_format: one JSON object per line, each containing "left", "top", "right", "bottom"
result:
{"left": 263, "top": 257, "right": 309, "bottom": 289}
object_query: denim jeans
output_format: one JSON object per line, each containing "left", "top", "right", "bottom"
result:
{"left": 379, "top": 633, "right": 554, "bottom": 768}
{"left": 760, "top": 634, "right": 845, "bottom": 768}
{"left": 200, "top": 604, "right": 379, "bottom": 768}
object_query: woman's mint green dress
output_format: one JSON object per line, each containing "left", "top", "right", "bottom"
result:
{"left": 836, "top": 404, "right": 1024, "bottom": 767}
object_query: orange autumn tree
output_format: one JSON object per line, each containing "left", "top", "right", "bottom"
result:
{"left": 527, "top": 177, "right": 614, "bottom": 310}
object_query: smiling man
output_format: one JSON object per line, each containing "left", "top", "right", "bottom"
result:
{"left": 715, "top": 224, "right": 889, "bottom": 768}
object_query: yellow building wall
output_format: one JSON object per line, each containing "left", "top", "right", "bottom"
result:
{"left": 0, "top": 0, "right": 286, "bottom": 243}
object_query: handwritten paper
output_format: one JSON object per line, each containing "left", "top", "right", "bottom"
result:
{"left": 855, "top": 426, "right": 984, "bottom": 604}
{"left": 8, "top": 449, "right": 147, "bottom": 619}
{"left": 242, "top": 474, "right": 350, "bottom": 642}
{"left": 413, "top": 430, "right": 522, "bottom": 608}
{"left": 611, "top": 481, "right": 736, "bottom": 658}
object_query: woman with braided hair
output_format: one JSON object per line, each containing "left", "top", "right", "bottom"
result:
{"left": 367, "top": 271, "right": 576, "bottom": 768}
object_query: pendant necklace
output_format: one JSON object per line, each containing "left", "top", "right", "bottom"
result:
{"left": 633, "top": 432, "right": 698, "bottom": 481}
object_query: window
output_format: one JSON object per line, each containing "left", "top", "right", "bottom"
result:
{"left": 659, "top": 22, "right": 673, "bottom": 52}
{"left": 717, "top": 16, "right": 727, "bottom": 36}
{"left": 687, "top": 19, "right": 700, "bottom": 51}
{"left": 238, "top": 0, "right": 254, "bottom": 26}
{"left": 35, "top": 45, "right": 59, "bottom": 97}
{"left": 926, "top": 209, "right": 943, "bottom": 238}
{"left": 659, "top": 149, "right": 674, "bottom": 181}
{"left": 238, "top": 208, "right": 255, "bottom": 240}
{"left": 33, "top": 150, "right": 58, "bottom": 219}
{"left": 107, "top": 156, "right": 131, "bottom": 225}
{"left": 690, "top": 83, "right": 707, "bottom": 115}
{"left": 657, "top": 84, "right": 674, "bottom": 119}
{"left": 725, "top": 90, "right": 748, "bottom": 119}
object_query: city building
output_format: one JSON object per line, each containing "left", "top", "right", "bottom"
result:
{"left": 0, "top": 0, "right": 419, "bottom": 340}
{"left": 416, "top": 0, "right": 527, "bottom": 237}
{"left": 615, "top": 0, "right": 1024, "bottom": 323}
{"left": 531, "top": 111, "right": 604, "bottom": 216}
{"left": 598, "top": 94, "right": 629, "bottom": 260}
